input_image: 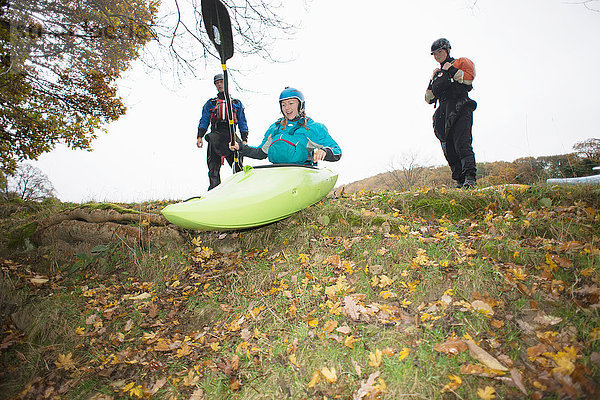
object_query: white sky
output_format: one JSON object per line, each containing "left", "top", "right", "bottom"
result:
{"left": 32, "top": 0, "right": 600, "bottom": 203}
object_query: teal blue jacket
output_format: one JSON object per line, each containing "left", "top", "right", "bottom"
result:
{"left": 240, "top": 117, "right": 341, "bottom": 165}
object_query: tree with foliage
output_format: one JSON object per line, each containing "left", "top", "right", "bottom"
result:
{"left": 0, "top": 0, "right": 296, "bottom": 173}
{"left": 573, "top": 138, "right": 600, "bottom": 163}
{"left": 0, "top": 0, "right": 158, "bottom": 173}
{"left": 4, "top": 163, "right": 55, "bottom": 201}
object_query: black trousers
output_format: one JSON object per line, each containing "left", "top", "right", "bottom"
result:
{"left": 206, "top": 130, "right": 243, "bottom": 190}
{"left": 440, "top": 108, "right": 476, "bottom": 183}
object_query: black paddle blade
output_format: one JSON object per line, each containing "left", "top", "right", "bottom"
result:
{"left": 201, "top": 0, "right": 234, "bottom": 61}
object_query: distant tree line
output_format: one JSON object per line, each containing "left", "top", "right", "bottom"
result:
{"left": 343, "top": 138, "right": 600, "bottom": 192}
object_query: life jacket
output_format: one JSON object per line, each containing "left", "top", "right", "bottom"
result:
{"left": 264, "top": 119, "right": 311, "bottom": 164}
{"left": 210, "top": 98, "right": 238, "bottom": 123}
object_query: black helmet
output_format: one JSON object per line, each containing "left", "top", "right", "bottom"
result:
{"left": 430, "top": 38, "right": 451, "bottom": 55}
{"left": 213, "top": 73, "right": 224, "bottom": 83}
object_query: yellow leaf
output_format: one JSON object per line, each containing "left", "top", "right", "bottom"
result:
{"left": 344, "top": 335, "right": 359, "bottom": 349}
{"left": 374, "top": 377, "right": 387, "bottom": 392}
{"left": 581, "top": 268, "right": 594, "bottom": 277}
{"left": 477, "top": 386, "right": 496, "bottom": 400}
{"left": 398, "top": 347, "right": 410, "bottom": 361}
{"left": 122, "top": 382, "right": 135, "bottom": 392}
{"left": 378, "top": 275, "right": 393, "bottom": 288}
{"left": 324, "top": 319, "right": 338, "bottom": 334}
{"left": 307, "top": 370, "right": 321, "bottom": 388}
{"left": 183, "top": 369, "right": 199, "bottom": 387}
{"left": 321, "top": 366, "right": 337, "bottom": 383}
{"left": 75, "top": 326, "right": 85, "bottom": 335}
{"left": 289, "top": 353, "right": 300, "bottom": 368}
{"left": 298, "top": 253, "right": 310, "bottom": 264}
{"left": 441, "top": 374, "right": 462, "bottom": 393}
{"left": 590, "top": 327, "right": 600, "bottom": 341}
{"left": 177, "top": 343, "right": 192, "bottom": 358}
{"left": 288, "top": 304, "right": 297, "bottom": 317}
{"left": 55, "top": 353, "right": 75, "bottom": 370}
{"left": 368, "top": 349, "right": 382, "bottom": 368}
{"left": 307, "top": 318, "right": 318, "bottom": 328}
{"left": 210, "top": 342, "right": 221, "bottom": 351}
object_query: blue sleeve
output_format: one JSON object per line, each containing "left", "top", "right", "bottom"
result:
{"left": 309, "top": 122, "right": 341, "bottom": 157}
{"left": 197, "top": 100, "right": 213, "bottom": 134}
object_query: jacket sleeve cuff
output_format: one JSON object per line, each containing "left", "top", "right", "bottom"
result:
{"left": 197, "top": 127, "right": 207, "bottom": 138}
{"left": 323, "top": 147, "right": 341, "bottom": 162}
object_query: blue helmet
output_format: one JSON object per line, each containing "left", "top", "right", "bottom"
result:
{"left": 279, "top": 87, "right": 305, "bottom": 115}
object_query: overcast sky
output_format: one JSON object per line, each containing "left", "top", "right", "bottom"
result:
{"left": 31, "top": 0, "right": 600, "bottom": 203}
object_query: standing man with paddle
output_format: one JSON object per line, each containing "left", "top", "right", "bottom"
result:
{"left": 425, "top": 38, "right": 478, "bottom": 189}
{"left": 197, "top": 74, "right": 249, "bottom": 190}
{"left": 199, "top": 0, "right": 247, "bottom": 190}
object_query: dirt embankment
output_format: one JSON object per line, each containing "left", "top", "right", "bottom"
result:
{"left": 30, "top": 206, "right": 185, "bottom": 255}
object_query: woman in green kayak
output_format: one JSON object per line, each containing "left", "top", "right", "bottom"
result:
{"left": 229, "top": 87, "right": 342, "bottom": 165}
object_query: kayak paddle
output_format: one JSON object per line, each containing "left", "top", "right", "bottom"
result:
{"left": 201, "top": 0, "right": 243, "bottom": 173}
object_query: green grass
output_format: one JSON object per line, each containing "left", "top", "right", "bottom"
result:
{"left": 1, "top": 185, "right": 599, "bottom": 399}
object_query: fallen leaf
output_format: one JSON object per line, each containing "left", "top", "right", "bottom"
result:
{"left": 289, "top": 353, "right": 300, "bottom": 368}
{"left": 353, "top": 371, "right": 380, "bottom": 400}
{"left": 189, "top": 388, "right": 205, "bottom": 400}
{"left": 398, "top": 347, "right": 410, "bottom": 361}
{"left": 183, "top": 370, "right": 199, "bottom": 386}
{"left": 471, "top": 300, "right": 494, "bottom": 316}
{"left": 124, "top": 319, "right": 134, "bottom": 332}
{"left": 148, "top": 302, "right": 159, "bottom": 318}
{"left": 229, "top": 379, "right": 241, "bottom": 391}
{"left": 148, "top": 377, "right": 167, "bottom": 395}
{"left": 336, "top": 325, "right": 351, "bottom": 335}
{"left": 477, "top": 386, "right": 496, "bottom": 399}
{"left": 307, "top": 370, "right": 321, "bottom": 388}
{"left": 441, "top": 374, "right": 462, "bottom": 393}
{"left": 433, "top": 338, "right": 468, "bottom": 355}
{"left": 344, "top": 335, "right": 359, "bottom": 349}
{"left": 324, "top": 319, "right": 338, "bottom": 334}
{"left": 510, "top": 368, "right": 527, "bottom": 395}
{"left": 368, "top": 349, "right": 382, "bottom": 368}
{"left": 321, "top": 366, "right": 337, "bottom": 383}
{"left": 465, "top": 340, "right": 508, "bottom": 371}
{"left": 30, "top": 277, "right": 49, "bottom": 285}
{"left": 128, "top": 292, "right": 151, "bottom": 301}
{"left": 55, "top": 353, "right": 76, "bottom": 370}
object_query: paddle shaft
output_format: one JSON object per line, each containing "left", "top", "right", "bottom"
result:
{"left": 202, "top": 0, "right": 242, "bottom": 172}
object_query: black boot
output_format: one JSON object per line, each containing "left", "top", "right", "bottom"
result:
{"left": 463, "top": 176, "right": 477, "bottom": 189}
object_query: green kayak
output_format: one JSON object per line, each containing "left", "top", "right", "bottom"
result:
{"left": 161, "top": 164, "right": 338, "bottom": 230}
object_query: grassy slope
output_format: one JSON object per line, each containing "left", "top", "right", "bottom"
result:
{"left": 1, "top": 185, "right": 599, "bottom": 400}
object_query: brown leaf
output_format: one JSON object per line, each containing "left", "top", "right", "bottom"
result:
{"left": 189, "top": 388, "right": 205, "bottom": 400}
{"left": 336, "top": 325, "right": 351, "bottom": 335}
{"left": 510, "top": 368, "right": 527, "bottom": 395}
{"left": 229, "top": 379, "right": 241, "bottom": 391}
{"left": 353, "top": 371, "right": 380, "bottom": 400}
{"left": 433, "top": 338, "right": 468, "bottom": 355}
{"left": 231, "top": 355, "right": 240, "bottom": 371}
{"left": 220, "top": 304, "right": 233, "bottom": 312}
{"left": 148, "top": 302, "right": 159, "bottom": 318}
{"left": 148, "top": 377, "right": 167, "bottom": 395}
{"left": 324, "top": 319, "right": 338, "bottom": 334}
{"left": 183, "top": 370, "right": 199, "bottom": 386}
{"left": 124, "top": 319, "right": 134, "bottom": 332}
{"left": 527, "top": 343, "right": 547, "bottom": 358}
{"left": 465, "top": 340, "right": 508, "bottom": 371}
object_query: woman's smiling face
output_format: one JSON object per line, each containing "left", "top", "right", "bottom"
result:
{"left": 280, "top": 98, "right": 300, "bottom": 120}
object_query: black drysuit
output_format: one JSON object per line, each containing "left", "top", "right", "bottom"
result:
{"left": 426, "top": 56, "right": 477, "bottom": 185}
